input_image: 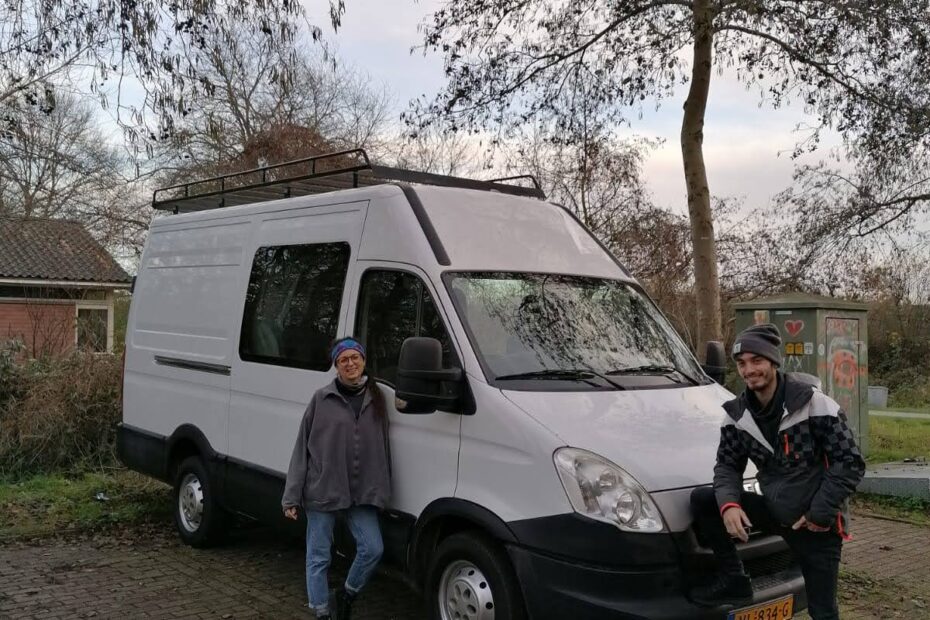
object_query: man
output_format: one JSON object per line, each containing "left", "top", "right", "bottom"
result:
{"left": 690, "top": 324, "right": 865, "bottom": 620}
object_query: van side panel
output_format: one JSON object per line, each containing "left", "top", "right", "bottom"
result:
{"left": 123, "top": 219, "right": 248, "bottom": 455}
{"left": 227, "top": 203, "right": 368, "bottom": 476}
{"left": 454, "top": 380, "right": 571, "bottom": 523}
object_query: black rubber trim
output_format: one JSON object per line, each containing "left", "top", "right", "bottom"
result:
{"left": 167, "top": 424, "right": 219, "bottom": 463}
{"left": 507, "top": 512, "right": 679, "bottom": 568}
{"left": 397, "top": 184, "right": 452, "bottom": 266}
{"left": 408, "top": 498, "right": 518, "bottom": 580}
{"left": 226, "top": 455, "right": 285, "bottom": 481}
{"left": 508, "top": 543, "right": 806, "bottom": 620}
{"left": 117, "top": 423, "right": 169, "bottom": 482}
{"left": 154, "top": 355, "right": 231, "bottom": 376}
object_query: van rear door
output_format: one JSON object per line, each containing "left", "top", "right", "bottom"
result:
{"left": 123, "top": 216, "right": 249, "bottom": 457}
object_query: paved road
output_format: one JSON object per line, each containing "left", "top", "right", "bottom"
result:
{"left": 869, "top": 409, "right": 930, "bottom": 420}
{"left": 2, "top": 514, "right": 928, "bottom": 619}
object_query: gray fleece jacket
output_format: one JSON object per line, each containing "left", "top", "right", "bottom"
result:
{"left": 282, "top": 379, "right": 392, "bottom": 513}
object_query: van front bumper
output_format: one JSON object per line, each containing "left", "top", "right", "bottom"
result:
{"left": 508, "top": 544, "right": 805, "bottom": 620}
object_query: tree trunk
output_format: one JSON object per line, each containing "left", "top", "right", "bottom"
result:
{"left": 680, "top": 0, "right": 722, "bottom": 359}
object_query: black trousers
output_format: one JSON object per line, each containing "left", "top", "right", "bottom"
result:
{"left": 691, "top": 486, "right": 843, "bottom": 620}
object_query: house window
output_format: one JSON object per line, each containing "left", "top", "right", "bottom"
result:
{"left": 76, "top": 308, "right": 109, "bottom": 352}
{"left": 239, "top": 242, "right": 351, "bottom": 371}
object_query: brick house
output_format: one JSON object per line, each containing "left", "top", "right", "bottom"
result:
{"left": 0, "top": 218, "right": 132, "bottom": 357}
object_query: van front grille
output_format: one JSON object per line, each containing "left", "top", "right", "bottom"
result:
{"left": 745, "top": 549, "right": 795, "bottom": 578}
{"left": 745, "top": 550, "right": 800, "bottom": 591}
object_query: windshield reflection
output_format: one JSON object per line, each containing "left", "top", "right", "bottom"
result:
{"left": 447, "top": 273, "right": 704, "bottom": 384}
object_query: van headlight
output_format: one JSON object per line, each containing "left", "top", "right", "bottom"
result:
{"left": 553, "top": 447, "right": 666, "bottom": 533}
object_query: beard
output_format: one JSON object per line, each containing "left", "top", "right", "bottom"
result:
{"left": 744, "top": 370, "right": 775, "bottom": 393}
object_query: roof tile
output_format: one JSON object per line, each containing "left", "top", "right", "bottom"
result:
{"left": 0, "top": 218, "right": 132, "bottom": 284}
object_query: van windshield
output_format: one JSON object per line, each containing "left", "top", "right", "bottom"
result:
{"left": 446, "top": 272, "right": 706, "bottom": 388}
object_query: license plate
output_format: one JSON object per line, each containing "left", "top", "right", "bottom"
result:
{"left": 727, "top": 595, "right": 794, "bottom": 620}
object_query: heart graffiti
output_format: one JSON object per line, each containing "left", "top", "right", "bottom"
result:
{"left": 785, "top": 320, "right": 805, "bottom": 337}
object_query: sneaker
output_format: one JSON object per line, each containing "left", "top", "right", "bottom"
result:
{"left": 690, "top": 572, "right": 753, "bottom": 607}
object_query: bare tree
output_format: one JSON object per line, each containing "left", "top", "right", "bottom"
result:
{"left": 408, "top": 0, "right": 930, "bottom": 357}
{"left": 0, "top": 0, "right": 337, "bottom": 143}
{"left": 0, "top": 92, "right": 150, "bottom": 259}
{"left": 385, "top": 127, "right": 482, "bottom": 176}
{"left": 0, "top": 94, "right": 121, "bottom": 219}
{"left": 509, "top": 126, "right": 653, "bottom": 239}
{"left": 155, "top": 25, "right": 392, "bottom": 182}
{"left": 780, "top": 158, "right": 930, "bottom": 252}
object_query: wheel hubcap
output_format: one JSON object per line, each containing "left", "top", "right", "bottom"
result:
{"left": 438, "top": 560, "right": 494, "bottom": 620}
{"left": 178, "top": 473, "right": 204, "bottom": 533}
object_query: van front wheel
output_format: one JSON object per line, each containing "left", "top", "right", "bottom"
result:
{"left": 426, "top": 532, "right": 526, "bottom": 620}
{"left": 173, "top": 456, "right": 225, "bottom": 547}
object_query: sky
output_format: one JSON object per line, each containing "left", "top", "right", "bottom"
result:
{"left": 315, "top": 0, "right": 845, "bottom": 214}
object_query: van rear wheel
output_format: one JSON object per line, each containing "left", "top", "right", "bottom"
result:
{"left": 172, "top": 456, "right": 225, "bottom": 547}
{"left": 426, "top": 531, "right": 526, "bottom": 620}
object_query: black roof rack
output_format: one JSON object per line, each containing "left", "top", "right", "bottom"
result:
{"left": 152, "top": 149, "right": 546, "bottom": 213}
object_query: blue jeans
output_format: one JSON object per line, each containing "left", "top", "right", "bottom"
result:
{"left": 305, "top": 506, "right": 384, "bottom": 615}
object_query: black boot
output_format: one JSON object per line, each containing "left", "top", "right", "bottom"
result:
{"left": 335, "top": 587, "right": 356, "bottom": 620}
{"left": 690, "top": 571, "right": 753, "bottom": 607}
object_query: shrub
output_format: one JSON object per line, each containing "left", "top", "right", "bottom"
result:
{"left": 0, "top": 339, "right": 25, "bottom": 409}
{"left": 0, "top": 351, "right": 122, "bottom": 480}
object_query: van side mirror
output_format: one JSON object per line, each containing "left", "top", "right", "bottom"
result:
{"left": 702, "top": 340, "right": 726, "bottom": 385}
{"left": 395, "top": 337, "right": 463, "bottom": 414}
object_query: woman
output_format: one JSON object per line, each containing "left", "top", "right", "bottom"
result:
{"left": 282, "top": 338, "right": 391, "bottom": 620}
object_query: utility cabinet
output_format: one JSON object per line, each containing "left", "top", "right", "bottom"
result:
{"left": 733, "top": 293, "right": 869, "bottom": 455}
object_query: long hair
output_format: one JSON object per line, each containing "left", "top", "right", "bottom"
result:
{"left": 367, "top": 378, "right": 387, "bottom": 424}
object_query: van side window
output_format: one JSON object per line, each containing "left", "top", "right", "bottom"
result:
{"left": 239, "top": 242, "right": 350, "bottom": 370}
{"left": 355, "top": 270, "right": 459, "bottom": 385}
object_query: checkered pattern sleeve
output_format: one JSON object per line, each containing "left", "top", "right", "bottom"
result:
{"left": 806, "top": 402, "right": 866, "bottom": 527}
{"left": 713, "top": 424, "right": 748, "bottom": 512}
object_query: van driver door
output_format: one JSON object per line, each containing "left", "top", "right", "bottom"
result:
{"left": 347, "top": 265, "right": 463, "bottom": 522}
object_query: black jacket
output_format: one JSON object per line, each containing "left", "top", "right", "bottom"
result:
{"left": 713, "top": 373, "right": 865, "bottom": 536}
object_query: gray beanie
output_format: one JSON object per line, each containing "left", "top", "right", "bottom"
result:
{"left": 732, "top": 323, "right": 782, "bottom": 366}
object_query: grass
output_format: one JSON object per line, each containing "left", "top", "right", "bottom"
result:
{"left": 866, "top": 416, "right": 930, "bottom": 463}
{"left": 872, "top": 405, "right": 930, "bottom": 414}
{"left": 0, "top": 468, "right": 171, "bottom": 540}
{"left": 852, "top": 493, "right": 930, "bottom": 526}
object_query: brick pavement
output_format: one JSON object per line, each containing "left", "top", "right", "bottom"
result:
{"left": 1, "top": 513, "right": 927, "bottom": 619}
{"left": 0, "top": 525, "right": 423, "bottom": 620}
{"left": 836, "top": 513, "right": 930, "bottom": 618}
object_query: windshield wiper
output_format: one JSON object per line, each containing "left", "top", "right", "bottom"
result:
{"left": 605, "top": 364, "right": 702, "bottom": 386}
{"left": 495, "top": 369, "right": 622, "bottom": 389}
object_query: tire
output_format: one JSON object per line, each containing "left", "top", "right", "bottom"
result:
{"left": 172, "top": 456, "right": 226, "bottom": 547}
{"left": 426, "top": 531, "right": 526, "bottom": 620}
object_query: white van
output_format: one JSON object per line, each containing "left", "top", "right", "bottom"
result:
{"left": 119, "top": 151, "right": 805, "bottom": 619}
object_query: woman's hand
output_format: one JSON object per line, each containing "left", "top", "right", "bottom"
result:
{"left": 284, "top": 506, "right": 298, "bottom": 520}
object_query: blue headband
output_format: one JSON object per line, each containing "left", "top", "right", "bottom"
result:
{"left": 331, "top": 338, "right": 366, "bottom": 365}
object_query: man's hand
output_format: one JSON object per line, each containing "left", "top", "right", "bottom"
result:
{"left": 723, "top": 506, "right": 752, "bottom": 543}
{"left": 791, "top": 515, "right": 830, "bottom": 532}
{"left": 284, "top": 506, "right": 298, "bottom": 520}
